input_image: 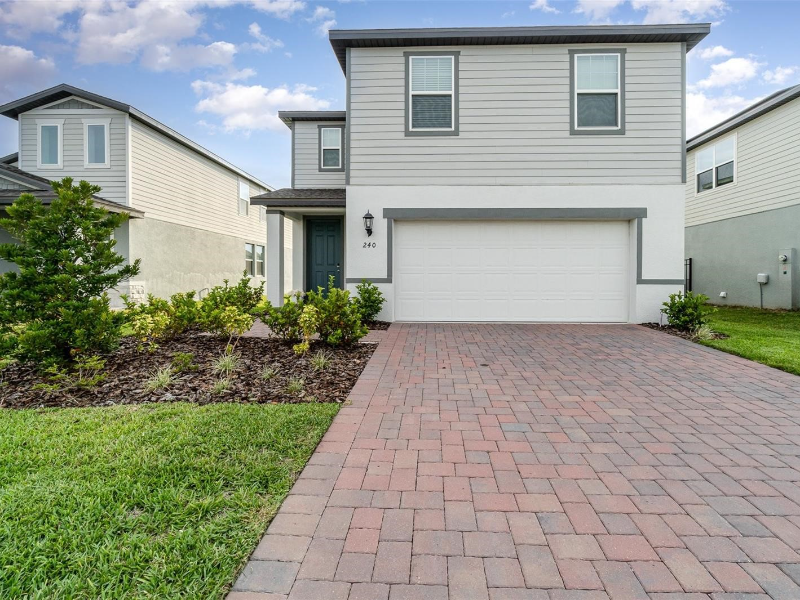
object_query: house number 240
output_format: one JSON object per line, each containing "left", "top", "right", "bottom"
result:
{"left": 363, "top": 242, "right": 376, "bottom": 249}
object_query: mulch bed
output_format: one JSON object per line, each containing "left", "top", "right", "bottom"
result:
{"left": 365, "top": 320, "right": 392, "bottom": 331}
{"left": 641, "top": 323, "right": 729, "bottom": 341}
{"left": 0, "top": 333, "right": 376, "bottom": 410}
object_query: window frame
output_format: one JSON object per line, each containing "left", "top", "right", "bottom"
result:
{"left": 255, "top": 244, "right": 265, "bottom": 277}
{"left": 318, "top": 125, "right": 345, "bottom": 172}
{"left": 404, "top": 51, "right": 460, "bottom": 137}
{"left": 82, "top": 118, "right": 111, "bottom": 169}
{"left": 238, "top": 180, "right": 250, "bottom": 216}
{"left": 245, "top": 243, "right": 255, "bottom": 276}
{"left": 569, "top": 49, "right": 626, "bottom": 136}
{"left": 259, "top": 206, "right": 267, "bottom": 223}
{"left": 695, "top": 133, "right": 737, "bottom": 195}
{"left": 36, "top": 119, "right": 64, "bottom": 170}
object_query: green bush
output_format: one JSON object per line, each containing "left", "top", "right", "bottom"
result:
{"left": 293, "top": 305, "right": 321, "bottom": 355}
{"left": 262, "top": 292, "right": 304, "bottom": 342}
{"left": 307, "top": 276, "right": 367, "bottom": 346}
{"left": 0, "top": 178, "right": 140, "bottom": 366}
{"left": 353, "top": 279, "right": 386, "bottom": 322}
{"left": 123, "top": 292, "right": 200, "bottom": 350}
{"left": 200, "top": 275, "right": 264, "bottom": 316}
{"left": 661, "top": 290, "right": 715, "bottom": 332}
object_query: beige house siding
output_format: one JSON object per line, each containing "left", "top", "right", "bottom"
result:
{"left": 348, "top": 43, "right": 684, "bottom": 186}
{"left": 293, "top": 120, "right": 346, "bottom": 189}
{"left": 129, "top": 118, "right": 266, "bottom": 241}
{"left": 18, "top": 106, "right": 128, "bottom": 204}
{"left": 686, "top": 98, "right": 800, "bottom": 227}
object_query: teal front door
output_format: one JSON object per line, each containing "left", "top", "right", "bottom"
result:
{"left": 306, "top": 218, "right": 343, "bottom": 291}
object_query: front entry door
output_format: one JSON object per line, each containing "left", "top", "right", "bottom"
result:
{"left": 306, "top": 218, "right": 343, "bottom": 291}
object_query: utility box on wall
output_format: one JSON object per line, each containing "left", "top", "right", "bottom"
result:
{"left": 778, "top": 248, "right": 797, "bottom": 309}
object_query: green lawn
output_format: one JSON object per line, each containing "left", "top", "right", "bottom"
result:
{"left": 0, "top": 402, "right": 338, "bottom": 599}
{"left": 703, "top": 306, "right": 800, "bottom": 376}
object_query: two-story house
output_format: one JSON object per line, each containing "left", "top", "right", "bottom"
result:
{"left": 0, "top": 84, "right": 272, "bottom": 305}
{"left": 253, "top": 24, "right": 710, "bottom": 323}
{"left": 685, "top": 84, "right": 800, "bottom": 310}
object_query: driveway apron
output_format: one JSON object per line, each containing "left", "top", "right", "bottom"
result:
{"left": 230, "top": 323, "right": 800, "bottom": 600}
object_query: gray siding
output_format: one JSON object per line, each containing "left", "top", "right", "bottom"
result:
{"left": 686, "top": 97, "right": 800, "bottom": 227}
{"left": 0, "top": 175, "right": 28, "bottom": 190}
{"left": 348, "top": 43, "right": 684, "bottom": 185}
{"left": 293, "top": 120, "right": 346, "bottom": 189}
{"left": 47, "top": 99, "right": 101, "bottom": 110}
{"left": 18, "top": 109, "right": 128, "bottom": 204}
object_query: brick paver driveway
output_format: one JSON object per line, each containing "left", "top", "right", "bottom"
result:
{"left": 231, "top": 323, "right": 800, "bottom": 600}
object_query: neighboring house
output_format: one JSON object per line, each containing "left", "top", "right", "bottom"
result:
{"left": 253, "top": 24, "right": 710, "bottom": 323}
{"left": 0, "top": 84, "right": 271, "bottom": 305}
{"left": 686, "top": 84, "right": 800, "bottom": 310}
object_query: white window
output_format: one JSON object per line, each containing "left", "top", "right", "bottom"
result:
{"left": 320, "top": 127, "right": 342, "bottom": 169}
{"left": 245, "top": 243, "right": 255, "bottom": 276}
{"left": 574, "top": 54, "right": 621, "bottom": 130}
{"left": 238, "top": 181, "right": 249, "bottom": 216}
{"left": 83, "top": 118, "right": 111, "bottom": 168}
{"left": 36, "top": 119, "right": 64, "bottom": 169}
{"left": 696, "top": 135, "right": 736, "bottom": 193}
{"left": 259, "top": 206, "right": 267, "bottom": 222}
{"left": 255, "top": 245, "right": 265, "bottom": 277}
{"left": 409, "top": 55, "right": 455, "bottom": 131}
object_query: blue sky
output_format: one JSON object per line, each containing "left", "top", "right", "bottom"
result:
{"left": 1, "top": 0, "right": 799, "bottom": 188}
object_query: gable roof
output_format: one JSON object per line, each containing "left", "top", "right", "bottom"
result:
{"left": 0, "top": 163, "right": 144, "bottom": 217}
{"left": 329, "top": 23, "right": 711, "bottom": 73}
{"left": 687, "top": 83, "right": 800, "bottom": 151}
{"left": 0, "top": 84, "right": 271, "bottom": 191}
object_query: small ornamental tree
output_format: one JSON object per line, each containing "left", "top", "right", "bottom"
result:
{"left": 0, "top": 178, "right": 140, "bottom": 365}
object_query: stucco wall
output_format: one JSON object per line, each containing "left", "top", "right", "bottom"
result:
{"left": 686, "top": 203, "right": 799, "bottom": 309}
{"left": 125, "top": 216, "right": 266, "bottom": 302}
{"left": 343, "top": 184, "right": 685, "bottom": 323}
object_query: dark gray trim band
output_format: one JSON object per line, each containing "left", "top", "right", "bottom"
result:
{"left": 636, "top": 217, "right": 683, "bottom": 285}
{"left": 569, "top": 49, "right": 626, "bottom": 136}
{"left": 382, "top": 207, "right": 647, "bottom": 220}
{"left": 404, "top": 51, "right": 460, "bottom": 137}
{"left": 317, "top": 124, "right": 345, "bottom": 172}
{"left": 681, "top": 42, "right": 687, "bottom": 184}
{"left": 345, "top": 47, "right": 351, "bottom": 185}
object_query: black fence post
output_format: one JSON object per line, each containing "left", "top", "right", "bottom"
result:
{"left": 684, "top": 258, "right": 692, "bottom": 293}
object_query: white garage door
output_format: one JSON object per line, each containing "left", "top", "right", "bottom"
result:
{"left": 394, "top": 220, "right": 630, "bottom": 322}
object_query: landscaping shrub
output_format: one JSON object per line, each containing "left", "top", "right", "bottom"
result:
{"left": 661, "top": 290, "right": 715, "bottom": 332}
{"left": 293, "top": 305, "right": 321, "bottom": 356}
{"left": 262, "top": 292, "right": 304, "bottom": 342}
{"left": 123, "top": 292, "right": 200, "bottom": 350}
{"left": 353, "top": 279, "right": 386, "bottom": 322}
{"left": 306, "top": 276, "right": 368, "bottom": 346}
{"left": 0, "top": 178, "right": 140, "bottom": 366}
{"left": 199, "top": 275, "right": 264, "bottom": 316}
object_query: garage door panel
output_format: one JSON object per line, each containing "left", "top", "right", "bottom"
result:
{"left": 395, "top": 220, "right": 629, "bottom": 322}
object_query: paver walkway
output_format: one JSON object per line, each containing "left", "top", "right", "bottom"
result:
{"left": 230, "top": 323, "right": 800, "bottom": 600}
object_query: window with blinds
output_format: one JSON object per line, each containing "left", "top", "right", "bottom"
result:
{"left": 320, "top": 127, "right": 342, "bottom": 169}
{"left": 574, "top": 53, "right": 623, "bottom": 131}
{"left": 409, "top": 55, "right": 455, "bottom": 131}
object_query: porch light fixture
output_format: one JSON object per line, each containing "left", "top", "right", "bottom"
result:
{"left": 363, "top": 210, "right": 374, "bottom": 237}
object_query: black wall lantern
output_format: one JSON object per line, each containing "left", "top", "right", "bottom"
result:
{"left": 363, "top": 210, "right": 374, "bottom": 237}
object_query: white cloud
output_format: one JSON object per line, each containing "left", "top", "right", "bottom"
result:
{"left": 577, "top": 0, "right": 727, "bottom": 23}
{"left": 575, "top": 0, "right": 626, "bottom": 21}
{"left": 308, "top": 5, "right": 336, "bottom": 36}
{"left": 0, "top": 45, "right": 56, "bottom": 95}
{"left": 697, "top": 45, "right": 734, "bottom": 60}
{"left": 191, "top": 80, "right": 331, "bottom": 133}
{"left": 0, "top": 0, "right": 82, "bottom": 39}
{"left": 141, "top": 41, "right": 238, "bottom": 72}
{"left": 696, "top": 57, "right": 764, "bottom": 89}
{"left": 763, "top": 66, "right": 798, "bottom": 86}
{"left": 250, "top": 0, "right": 306, "bottom": 18}
{"left": 248, "top": 22, "right": 284, "bottom": 52}
{"left": 530, "top": 0, "right": 560, "bottom": 14}
{"left": 687, "top": 91, "right": 758, "bottom": 136}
